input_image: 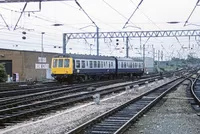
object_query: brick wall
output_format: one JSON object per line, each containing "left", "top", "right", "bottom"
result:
{"left": 0, "top": 49, "right": 58, "bottom": 81}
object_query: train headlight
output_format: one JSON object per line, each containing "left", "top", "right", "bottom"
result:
{"left": 77, "top": 69, "right": 80, "bottom": 73}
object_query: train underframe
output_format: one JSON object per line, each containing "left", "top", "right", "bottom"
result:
{"left": 52, "top": 72, "right": 143, "bottom": 83}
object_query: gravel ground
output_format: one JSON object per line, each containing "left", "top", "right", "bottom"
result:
{"left": 0, "top": 78, "right": 173, "bottom": 134}
{"left": 124, "top": 80, "right": 200, "bottom": 134}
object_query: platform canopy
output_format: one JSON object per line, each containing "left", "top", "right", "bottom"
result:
{"left": 0, "top": 0, "right": 68, "bottom": 3}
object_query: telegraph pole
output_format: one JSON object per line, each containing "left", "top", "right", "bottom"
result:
{"left": 153, "top": 45, "right": 155, "bottom": 68}
{"left": 143, "top": 44, "right": 145, "bottom": 73}
{"left": 63, "top": 33, "right": 67, "bottom": 54}
{"left": 158, "top": 50, "right": 160, "bottom": 71}
{"left": 96, "top": 26, "right": 99, "bottom": 56}
{"left": 126, "top": 37, "right": 129, "bottom": 58}
{"left": 41, "top": 32, "right": 45, "bottom": 59}
{"left": 41, "top": 32, "right": 45, "bottom": 80}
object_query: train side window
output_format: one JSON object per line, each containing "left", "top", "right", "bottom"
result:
{"left": 81, "top": 60, "right": 85, "bottom": 68}
{"left": 64, "top": 59, "right": 69, "bottom": 67}
{"left": 132, "top": 62, "right": 134, "bottom": 68}
{"left": 124, "top": 62, "right": 126, "bottom": 68}
{"left": 139, "top": 63, "right": 141, "bottom": 68}
{"left": 129, "top": 62, "right": 132, "bottom": 68}
{"left": 86, "top": 61, "right": 89, "bottom": 68}
{"left": 111, "top": 62, "right": 113, "bottom": 68}
{"left": 100, "top": 61, "right": 103, "bottom": 68}
{"left": 76, "top": 60, "right": 80, "bottom": 68}
{"left": 136, "top": 63, "right": 138, "bottom": 68}
{"left": 98, "top": 61, "right": 100, "bottom": 68}
{"left": 53, "top": 59, "right": 58, "bottom": 67}
{"left": 108, "top": 62, "right": 111, "bottom": 68}
{"left": 121, "top": 62, "right": 123, "bottom": 68}
{"left": 94, "top": 61, "right": 97, "bottom": 68}
{"left": 58, "top": 59, "right": 63, "bottom": 67}
{"left": 89, "top": 61, "right": 93, "bottom": 68}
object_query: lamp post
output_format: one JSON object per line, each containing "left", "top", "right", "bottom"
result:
{"left": 41, "top": 32, "right": 45, "bottom": 80}
{"left": 41, "top": 32, "right": 45, "bottom": 59}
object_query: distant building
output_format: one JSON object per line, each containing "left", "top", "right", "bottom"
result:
{"left": 0, "top": 48, "right": 58, "bottom": 81}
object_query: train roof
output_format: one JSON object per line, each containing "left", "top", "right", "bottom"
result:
{"left": 54, "top": 54, "right": 144, "bottom": 62}
{"left": 54, "top": 53, "right": 115, "bottom": 60}
{"left": 116, "top": 57, "right": 143, "bottom": 62}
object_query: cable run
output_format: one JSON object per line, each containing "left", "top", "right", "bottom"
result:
{"left": 102, "top": 0, "right": 140, "bottom": 30}
{"left": 122, "top": 0, "right": 144, "bottom": 29}
{"left": 75, "top": 0, "right": 98, "bottom": 28}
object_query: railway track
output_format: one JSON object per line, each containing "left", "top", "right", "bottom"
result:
{"left": 0, "top": 81, "right": 59, "bottom": 91}
{"left": 67, "top": 75, "right": 190, "bottom": 134}
{"left": 0, "top": 76, "right": 152, "bottom": 98}
{"left": 0, "top": 79, "right": 129, "bottom": 109}
{"left": 0, "top": 70, "right": 184, "bottom": 99}
{"left": 0, "top": 75, "right": 167, "bottom": 127}
{"left": 0, "top": 80, "right": 124, "bottom": 98}
{"left": 188, "top": 74, "right": 200, "bottom": 111}
{"left": 0, "top": 82, "right": 63, "bottom": 98}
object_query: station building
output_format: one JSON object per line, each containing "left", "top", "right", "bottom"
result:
{"left": 0, "top": 49, "right": 58, "bottom": 81}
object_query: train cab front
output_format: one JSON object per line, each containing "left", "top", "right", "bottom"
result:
{"left": 51, "top": 58, "right": 73, "bottom": 81}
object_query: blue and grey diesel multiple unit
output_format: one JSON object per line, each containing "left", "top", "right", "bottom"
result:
{"left": 51, "top": 54, "right": 144, "bottom": 83}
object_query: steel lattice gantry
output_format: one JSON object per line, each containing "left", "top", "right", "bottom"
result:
{"left": 63, "top": 29, "right": 200, "bottom": 55}
{"left": 0, "top": 0, "right": 67, "bottom": 3}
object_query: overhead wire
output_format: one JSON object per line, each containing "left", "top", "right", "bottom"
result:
{"left": 0, "top": 13, "right": 10, "bottom": 30}
{"left": 129, "top": 0, "right": 161, "bottom": 30}
{"left": 102, "top": 0, "right": 141, "bottom": 30}
{"left": 184, "top": 0, "right": 200, "bottom": 26}
{"left": 0, "top": 4, "right": 83, "bottom": 32}
{"left": 2, "top": 9, "right": 73, "bottom": 43}
{"left": 122, "top": 0, "right": 144, "bottom": 29}
{"left": 129, "top": 0, "right": 173, "bottom": 59}
{"left": 74, "top": 0, "right": 98, "bottom": 28}
{"left": 2, "top": 1, "right": 121, "bottom": 34}
{"left": 61, "top": 0, "right": 120, "bottom": 31}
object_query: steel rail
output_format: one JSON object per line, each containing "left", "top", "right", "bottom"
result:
{"left": 0, "top": 75, "right": 166, "bottom": 126}
{"left": 67, "top": 75, "right": 190, "bottom": 134}
{"left": 0, "top": 83, "right": 66, "bottom": 98}
{"left": 0, "top": 73, "right": 160, "bottom": 96}
{"left": 190, "top": 74, "right": 200, "bottom": 103}
{"left": 0, "top": 81, "right": 58, "bottom": 92}
{"left": 0, "top": 79, "right": 128, "bottom": 109}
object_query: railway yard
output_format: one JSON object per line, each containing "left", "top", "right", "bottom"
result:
{"left": 0, "top": 0, "right": 200, "bottom": 134}
{"left": 0, "top": 69, "right": 199, "bottom": 134}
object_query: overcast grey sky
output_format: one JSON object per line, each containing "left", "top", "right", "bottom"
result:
{"left": 0, "top": 0, "right": 200, "bottom": 60}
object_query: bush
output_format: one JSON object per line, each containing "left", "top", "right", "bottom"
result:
{"left": 0, "top": 64, "right": 7, "bottom": 82}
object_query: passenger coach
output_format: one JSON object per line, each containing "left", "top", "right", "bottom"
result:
{"left": 51, "top": 54, "right": 116, "bottom": 82}
{"left": 116, "top": 57, "right": 144, "bottom": 78}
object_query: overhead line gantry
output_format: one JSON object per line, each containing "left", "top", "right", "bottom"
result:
{"left": 63, "top": 29, "right": 200, "bottom": 57}
{"left": 0, "top": 0, "right": 68, "bottom": 3}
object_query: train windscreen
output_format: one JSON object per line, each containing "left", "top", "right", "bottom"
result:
{"left": 64, "top": 59, "right": 70, "bottom": 67}
{"left": 53, "top": 59, "right": 58, "bottom": 68}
